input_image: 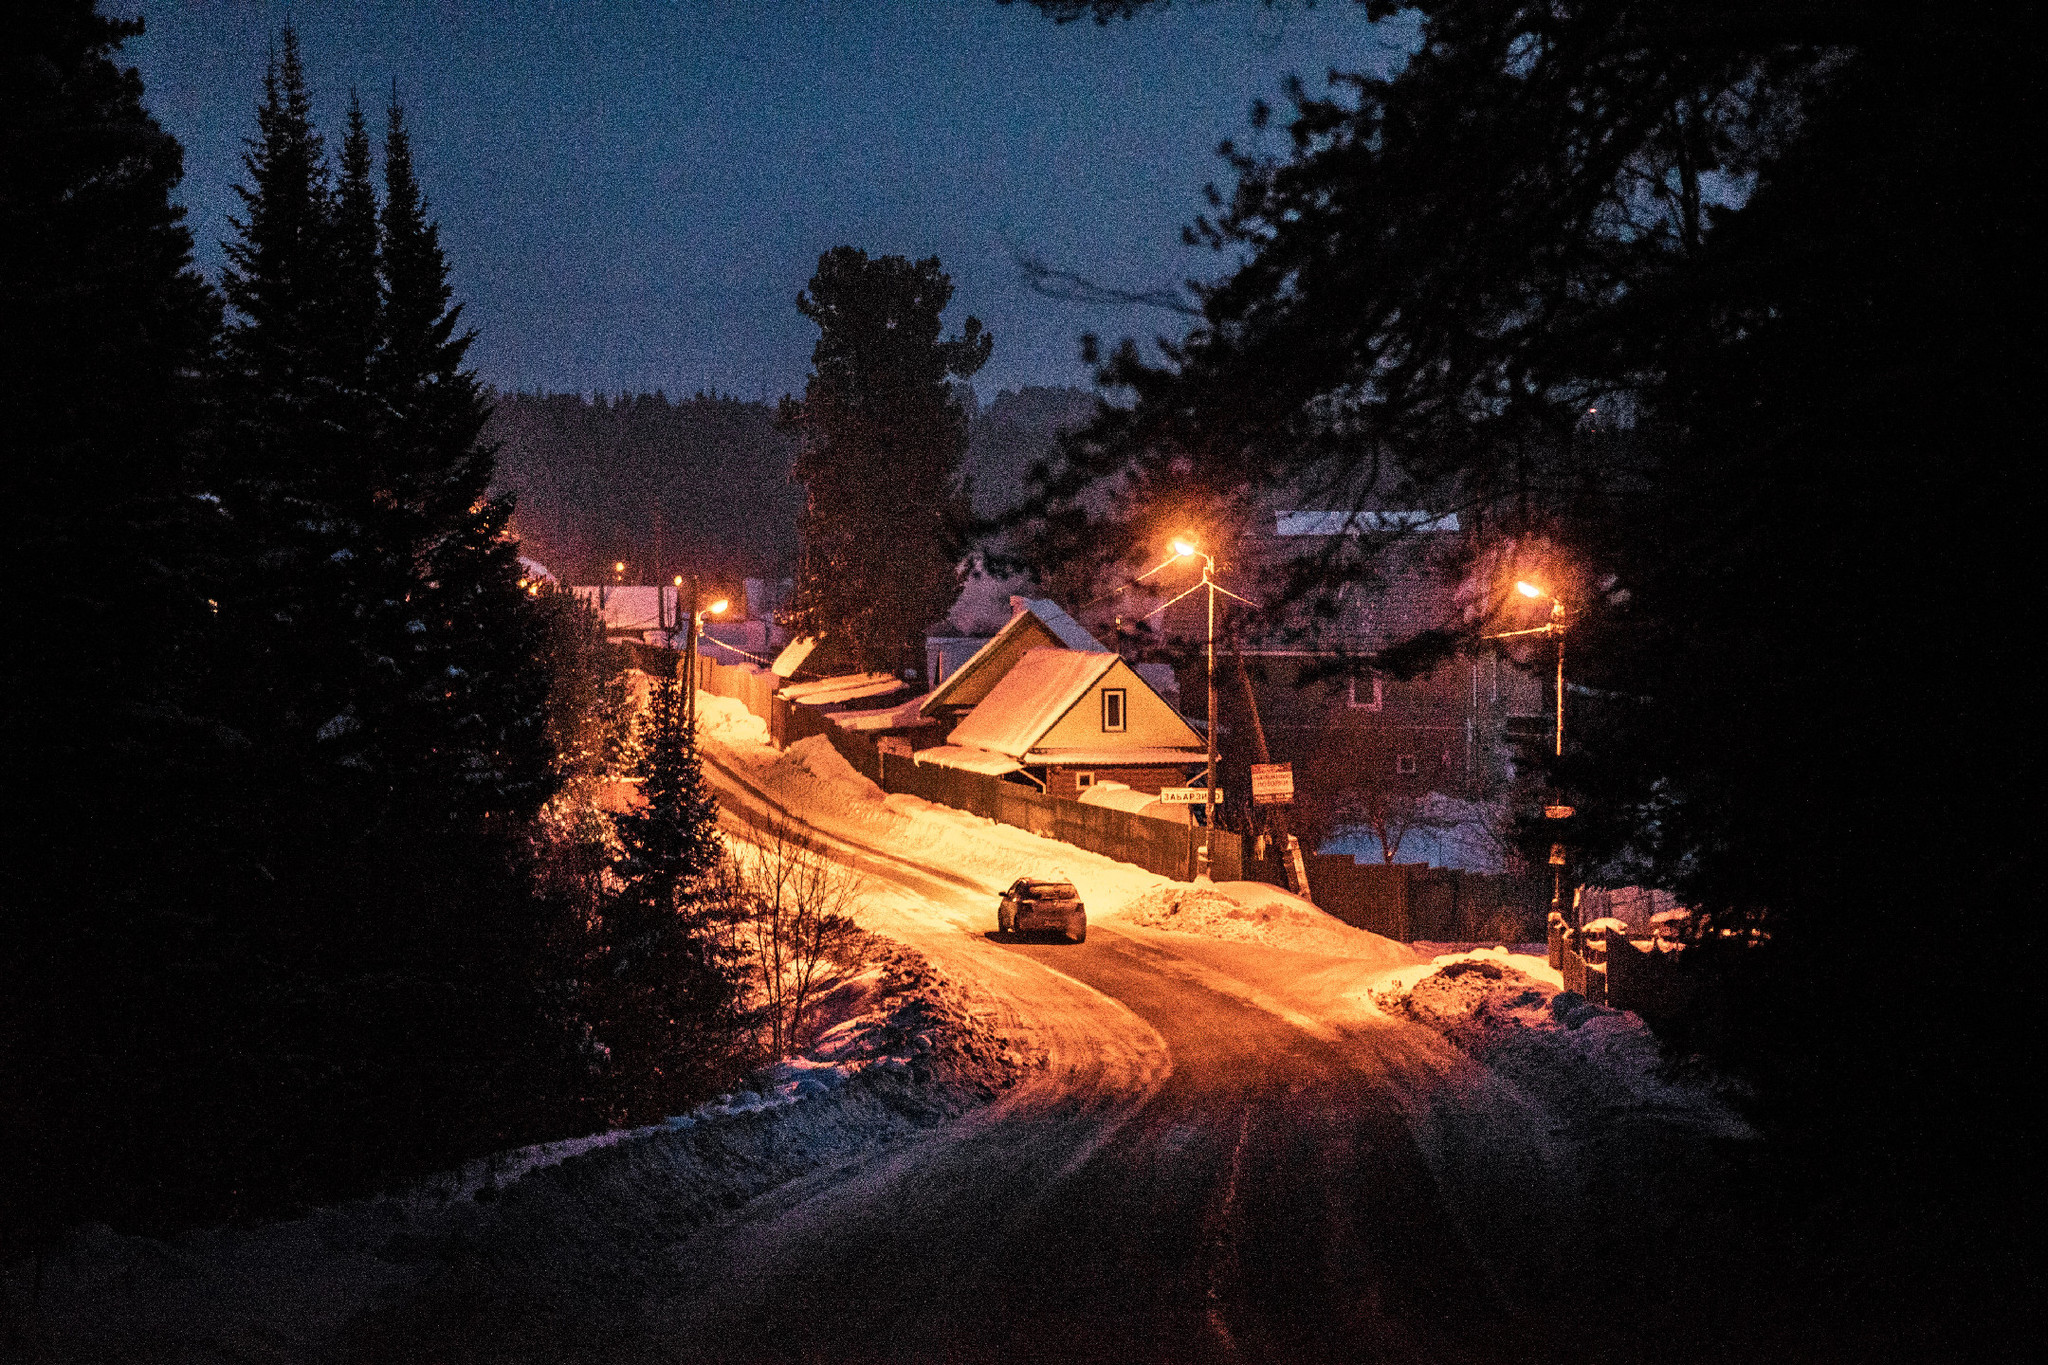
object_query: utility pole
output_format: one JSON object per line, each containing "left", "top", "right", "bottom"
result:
{"left": 1232, "top": 642, "right": 1312, "bottom": 900}
{"left": 684, "top": 572, "right": 699, "bottom": 739}
{"left": 1154, "top": 538, "right": 1252, "bottom": 881}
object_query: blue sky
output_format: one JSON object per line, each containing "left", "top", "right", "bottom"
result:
{"left": 127, "top": 1, "right": 1416, "bottom": 400}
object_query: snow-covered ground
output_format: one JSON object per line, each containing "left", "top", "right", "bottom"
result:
{"left": 23, "top": 942, "right": 1027, "bottom": 1362}
{"left": 26, "top": 690, "right": 1749, "bottom": 1357}
{"left": 700, "top": 692, "right": 1743, "bottom": 1135}
{"left": 1372, "top": 946, "right": 1753, "bottom": 1139}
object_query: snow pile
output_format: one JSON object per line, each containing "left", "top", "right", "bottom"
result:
{"left": 782, "top": 732, "right": 886, "bottom": 800}
{"left": 697, "top": 689, "right": 771, "bottom": 747}
{"left": 1116, "top": 880, "right": 1416, "bottom": 964}
{"left": 29, "top": 944, "right": 1030, "bottom": 1361}
{"left": 1373, "top": 948, "right": 1752, "bottom": 1138}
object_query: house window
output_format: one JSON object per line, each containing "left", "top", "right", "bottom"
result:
{"left": 1396, "top": 754, "right": 1418, "bottom": 775}
{"left": 1075, "top": 771, "right": 1096, "bottom": 789}
{"left": 1349, "top": 674, "right": 1382, "bottom": 710}
{"left": 1102, "top": 688, "right": 1127, "bottom": 732}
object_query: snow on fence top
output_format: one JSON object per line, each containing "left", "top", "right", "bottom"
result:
{"left": 779, "top": 672, "right": 905, "bottom": 706}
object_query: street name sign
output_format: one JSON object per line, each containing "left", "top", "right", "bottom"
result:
{"left": 1158, "top": 786, "right": 1222, "bottom": 804}
{"left": 1250, "top": 762, "right": 1295, "bottom": 804}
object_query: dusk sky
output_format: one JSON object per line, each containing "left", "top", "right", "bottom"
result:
{"left": 126, "top": 1, "right": 1418, "bottom": 401}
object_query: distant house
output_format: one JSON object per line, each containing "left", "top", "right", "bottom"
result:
{"left": 572, "top": 582, "right": 772, "bottom": 657}
{"left": 1160, "top": 509, "right": 1545, "bottom": 821}
{"left": 920, "top": 596, "right": 1110, "bottom": 731}
{"left": 916, "top": 647, "right": 1206, "bottom": 798}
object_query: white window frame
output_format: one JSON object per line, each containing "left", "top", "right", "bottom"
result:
{"left": 1074, "top": 771, "right": 1096, "bottom": 789}
{"left": 1348, "top": 674, "right": 1382, "bottom": 710}
{"left": 1396, "top": 754, "right": 1418, "bottom": 775}
{"left": 1101, "top": 688, "right": 1127, "bottom": 732}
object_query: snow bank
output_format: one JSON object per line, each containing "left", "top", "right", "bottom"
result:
{"left": 698, "top": 688, "right": 1175, "bottom": 916}
{"left": 1372, "top": 948, "right": 1752, "bottom": 1139}
{"left": 1115, "top": 880, "right": 1414, "bottom": 963}
{"left": 29, "top": 944, "right": 1029, "bottom": 1361}
{"left": 697, "top": 689, "right": 771, "bottom": 748}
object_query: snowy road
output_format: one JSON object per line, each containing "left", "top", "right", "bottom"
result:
{"left": 610, "top": 732, "right": 1720, "bottom": 1365}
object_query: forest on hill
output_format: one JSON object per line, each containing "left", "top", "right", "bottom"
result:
{"left": 489, "top": 384, "right": 1098, "bottom": 585}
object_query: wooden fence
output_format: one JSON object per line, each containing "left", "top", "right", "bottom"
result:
{"left": 1549, "top": 912, "right": 1701, "bottom": 1022}
{"left": 686, "top": 650, "right": 1548, "bottom": 943}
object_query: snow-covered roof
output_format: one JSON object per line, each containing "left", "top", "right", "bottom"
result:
{"left": 572, "top": 585, "right": 666, "bottom": 633}
{"left": 920, "top": 598, "right": 1107, "bottom": 717}
{"left": 1025, "top": 746, "right": 1208, "bottom": 766}
{"left": 911, "top": 744, "right": 1025, "bottom": 776}
{"left": 1009, "top": 596, "right": 1106, "bottom": 652}
{"left": 946, "top": 649, "right": 1121, "bottom": 759}
{"left": 770, "top": 636, "right": 818, "bottom": 679}
{"left": 779, "top": 672, "right": 904, "bottom": 706}
{"left": 1275, "top": 510, "right": 1460, "bottom": 536}
{"left": 830, "top": 694, "right": 938, "bottom": 732}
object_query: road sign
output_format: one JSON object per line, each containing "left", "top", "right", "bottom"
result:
{"left": 1158, "top": 786, "right": 1223, "bottom": 804}
{"left": 1250, "top": 762, "right": 1295, "bottom": 804}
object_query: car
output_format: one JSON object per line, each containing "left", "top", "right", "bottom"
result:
{"left": 998, "top": 877, "right": 1087, "bottom": 943}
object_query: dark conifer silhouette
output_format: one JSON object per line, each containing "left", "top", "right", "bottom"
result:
{"left": 1, "top": 0, "right": 224, "bottom": 1248}
{"left": 781, "top": 247, "right": 991, "bottom": 672}
{"left": 595, "top": 672, "right": 749, "bottom": 1121}
{"left": 1017, "top": 0, "right": 2031, "bottom": 1194}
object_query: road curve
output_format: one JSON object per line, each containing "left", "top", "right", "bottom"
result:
{"left": 652, "top": 746, "right": 1602, "bottom": 1365}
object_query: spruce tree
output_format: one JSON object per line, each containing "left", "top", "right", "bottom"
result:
{"left": 375, "top": 95, "right": 556, "bottom": 827}
{"left": 781, "top": 247, "right": 991, "bottom": 672}
{"left": 1, "top": 0, "right": 225, "bottom": 1245}
{"left": 596, "top": 671, "right": 748, "bottom": 1121}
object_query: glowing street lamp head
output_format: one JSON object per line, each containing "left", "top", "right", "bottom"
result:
{"left": 1515, "top": 580, "right": 1544, "bottom": 599}
{"left": 707, "top": 598, "right": 729, "bottom": 616}
{"left": 613, "top": 561, "right": 626, "bottom": 575}
{"left": 1171, "top": 537, "right": 1198, "bottom": 558}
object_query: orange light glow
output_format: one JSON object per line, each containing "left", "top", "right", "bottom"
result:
{"left": 1171, "top": 538, "right": 1198, "bottom": 558}
{"left": 707, "top": 598, "right": 730, "bottom": 615}
{"left": 673, "top": 575, "right": 684, "bottom": 587}
{"left": 1515, "top": 580, "right": 1544, "bottom": 598}
{"left": 613, "top": 561, "right": 626, "bottom": 574}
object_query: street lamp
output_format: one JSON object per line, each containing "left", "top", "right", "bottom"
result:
{"left": 1158, "top": 535, "right": 1251, "bottom": 880}
{"left": 1492, "top": 579, "right": 1573, "bottom": 921}
{"left": 680, "top": 574, "right": 728, "bottom": 739}
{"left": 1512, "top": 581, "right": 1568, "bottom": 758}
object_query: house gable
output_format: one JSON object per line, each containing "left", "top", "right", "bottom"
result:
{"left": 1033, "top": 657, "right": 1204, "bottom": 754}
{"left": 920, "top": 598, "right": 1106, "bottom": 718}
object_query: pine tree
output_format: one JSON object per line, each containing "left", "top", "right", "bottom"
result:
{"left": 781, "top": 247, "right": 991, "bottom": 672}
{"left": 595, "top": 671, "right": 749, "bottom": 1121}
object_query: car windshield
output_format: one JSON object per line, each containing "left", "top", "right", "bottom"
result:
{"left": 1029, "top": 883, "right": 1077, "bottom": 900}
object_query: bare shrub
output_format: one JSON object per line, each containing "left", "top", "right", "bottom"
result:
{"left": 726, "top": 818, "right": 871, "bottom": 1057}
